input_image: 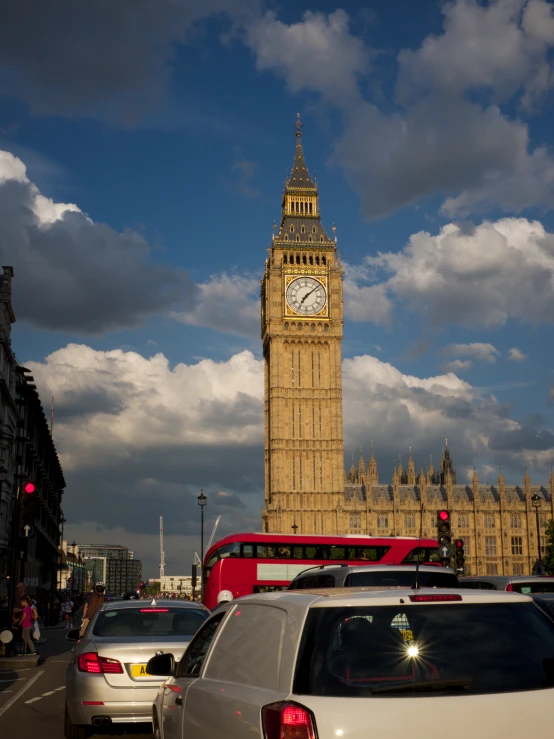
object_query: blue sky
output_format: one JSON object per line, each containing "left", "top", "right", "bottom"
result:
{"left": 1, "top": 0, "right": 553, "bottom": 576}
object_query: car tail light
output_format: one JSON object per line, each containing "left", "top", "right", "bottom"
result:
{"left": 409, "top": 594, "right": 462, "bottom": 602}
{"left": 140, "top": 608, "right": 169, "bottom": 613}
{"left": 78, "top": 653, "right": 102, "bottom": 673}
{"left": 78, "top": 652, "right": 123, "bottom": 674}
{"left": 263, "top": 702, "right": 317, "bottom": 739}
{"left": 506, "top": 584, "right": 513, "bottom": 591}
{"left": 99, "top": 656, "right": 123, "bottom": 673}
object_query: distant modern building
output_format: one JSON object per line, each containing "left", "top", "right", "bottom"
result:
{"left": 59, "top": 541, "right": 90, "bottom": 593}
{"left": 79, "top": 544, "right": 142, "bottom": 595}
{"left": 150, "top": 575, "right": 193, "bottom": 596}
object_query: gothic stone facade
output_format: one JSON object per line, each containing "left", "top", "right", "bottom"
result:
{"left": 345, "top": 448, "right": 554, "bottom": 577}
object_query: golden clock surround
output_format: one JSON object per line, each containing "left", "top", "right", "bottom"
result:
{"left": 283, "top": 274, "right": 329, "bottom": 318}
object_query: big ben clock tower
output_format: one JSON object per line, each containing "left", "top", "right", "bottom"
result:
{"left": 261, "top": 116, "right": 344, "bottom": 534}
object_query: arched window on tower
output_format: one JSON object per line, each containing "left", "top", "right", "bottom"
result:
{"left": 309, "top": 255, "right": 313, "bottom": 265}
{"left": 320, "top": 235, "right": 324, "bottom": 242}
{"left": 302, "top": 255, "right": 307, "bottom": 264}
{"left": 315, "top": 256, "right": 320, "bottom": 265}
{"left": 322, "top": 256, "right": 326, "bottom": 265}
{"left": 290, "top": 225, "right": 294, "bottom": 233}
{"left": 308, "top": 235, "right": 313, "bottom": 242}
{"left": 301, "top": 225, "right": 305, "bottom": 233}
{"left": 296, "top": 235, "right": 300, "bottom": 242}
{"left": 309, "top": 202, "right": 313, "bottom": 214}
{"left": 284, "top": 234, "right": 288, "bottom": 241}
{"left": 296, "top": 254, "right": 300, "bottom": 265}
{"left": 283, "top": 254, "right": 287, "bottom": 264}
{"left": 312, "top": 226, "right": 316, "bottom": 233}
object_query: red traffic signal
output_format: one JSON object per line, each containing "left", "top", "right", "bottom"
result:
{"left": 455, "top": 539, "right": 464, "bottom": 548}
{"left": 438, "top": 510, "right": 450, "bottom": 521}
{"left": 23, "top": 482, "right": 36, "bottom": 494}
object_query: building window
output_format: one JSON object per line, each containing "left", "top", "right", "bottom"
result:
{"left": 511, "top": 536, "right": 523, "bottom": 555}
{"left": 486, "top": 563, "right": 498, "bottom": 575}
{"left": 484, "top": 514, "right": 495, "bottom": 528}
{"left": 350, "top": 514, "right": 361, "bottom": 529}
{"left": 301, "top": 225, "right": 305, "bottom": 233}
{"left": 458, "top": 514, "right": 469, "bottom": 528}
{"left": 485, "top": 536, "right": 497, "bottom": 556}
{"left": 464, "top": 539, "right": 471, "bottom": 556}
{"left": 513, "top": 563, "right": 524, "bottom": 575}
{"left": 540, "top": 514, "right": 547, "bottom": 529}
{"left": 290, "top": 225, "right": 294, "bottom": 232}
{"left": 510, "top": 513, "right": 521, "bottom": 529}
{"left": 312, "top": 226, "right": 316, "bottom": 233}
{"left": 377, "top": 514, "right": 389, "bottom": 530}
{"left": 404, "top": 513, "right": 416, "bottom": 529}
{"left": 540, "top": 536, "right": 546, "bottom": 554}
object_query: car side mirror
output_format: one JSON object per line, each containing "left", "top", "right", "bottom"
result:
{"left": 146, "top": 653, "right": 175, "bottom": 676}
{"left": 66, "top": 628, "right": 81, "bottom": 641}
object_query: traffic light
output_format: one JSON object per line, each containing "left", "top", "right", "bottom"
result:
{"left": 437, "top": 510, "right": 452, "bottom": 566}
{"left": 19, "top": 480, "right": 40, "bottom": 530}
{"left": 454, "top": 539, "right": 465, "bottom": 573}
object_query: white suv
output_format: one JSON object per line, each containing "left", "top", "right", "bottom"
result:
{"left": 288, "top": 564, "right": 459, "bottom": 590}
{"left": 148, "top": 588, "right": 554, "bottom": 739}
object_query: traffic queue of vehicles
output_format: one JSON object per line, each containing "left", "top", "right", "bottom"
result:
{"left": 64, "top": 533, "right": 554, "bottom": 739}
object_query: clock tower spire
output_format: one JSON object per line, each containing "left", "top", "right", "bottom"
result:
{"left": 261, "top": 116, "right": 344, "bottom": 535}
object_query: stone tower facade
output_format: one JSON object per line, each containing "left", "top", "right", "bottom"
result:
{"left": 261, "top": 117, "right": 344, "bottom": 534}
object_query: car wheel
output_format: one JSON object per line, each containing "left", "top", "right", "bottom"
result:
{"left": 64, "top": 702, "right": 89, "bottom": 739}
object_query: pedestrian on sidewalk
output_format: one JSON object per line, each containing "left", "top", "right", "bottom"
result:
{"left": 19, "top": 596, "right": 38, "bottom": 656}
{"left": 61, "top": 594, "right": 74, "bottom": 628}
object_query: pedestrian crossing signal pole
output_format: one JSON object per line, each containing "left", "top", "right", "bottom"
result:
{"left": 437, "top": 510, "right": 452, "bottom": 567}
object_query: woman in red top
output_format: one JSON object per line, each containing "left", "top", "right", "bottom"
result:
{"left": 19, "top": 596, "right": 37, "bottom": 656}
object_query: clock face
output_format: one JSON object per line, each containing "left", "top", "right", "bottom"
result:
{"left": 286, "top": 276, "right": 327, "bottom": 316}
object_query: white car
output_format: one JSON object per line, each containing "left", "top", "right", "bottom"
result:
{"left": 147, "top": 588, "right": 554, "bottom": 739}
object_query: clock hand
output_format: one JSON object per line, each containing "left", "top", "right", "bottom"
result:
{"left": 300, "top": 286, "right": 319, "bottom": 305}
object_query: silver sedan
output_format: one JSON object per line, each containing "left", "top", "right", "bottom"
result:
{"left": 64, "top": 598, "right": 209, "bottom": 739}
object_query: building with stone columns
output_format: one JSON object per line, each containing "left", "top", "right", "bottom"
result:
{"left": 260, "top": 120, "right": 553, "bottom": 577}
{"left": 344, "top": 445, "right": 554, "bottom": 577}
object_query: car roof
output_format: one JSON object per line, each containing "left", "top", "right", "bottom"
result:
{"left": 292, "top": 564, "right": 456, "bottom": 576}
{"left": 532, "top": 592, "right": 554, "bottom": 601}
{"left": 460, "top": 575, "right": 554, "bottom": 583}
{"left": 98, "top": 599, "right": 209, "bottom": 612}
{"left": 232, "top": 587, "right": 532, "bottom": 609}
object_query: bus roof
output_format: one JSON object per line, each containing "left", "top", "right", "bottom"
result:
{"left": 205, "top": 532, "right": 439, "bottom": 558}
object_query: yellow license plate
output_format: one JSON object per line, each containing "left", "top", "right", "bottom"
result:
{"left": 131, "top": 664, "right": 149, "bottom": 677}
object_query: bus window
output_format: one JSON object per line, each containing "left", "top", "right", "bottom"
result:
{"left": 277, "top": 545, "right": 291, "bottom": 558}
{"left": 243, "top": 544, "right": 254, "bottom": 558}
{"left": 356, "top": 547, "right": 382, "bottom": 561}
{"left": 292, "top": 546, "right": 304, "bottom": 559}
{"left": 402, "top": 547, "right": 439, "bottom": 563}
{"left": 258, "top": 546, "right": 277, "bottom": 558}
{"left": 218, "top": 542, "right": 241, "bottom": 559}
{"left": 329, "top": 546, "right": 346, "bottom": 560}
{"left": 305, "top": 546, "right": 329, "bottom": 559}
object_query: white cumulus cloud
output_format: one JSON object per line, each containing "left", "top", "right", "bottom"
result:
{"left": 441, "top": 343, "right": 501, "bottom": 363}
{"left": 443, "top": 359, "right": 473, "bottom": 372}
{"left": 507, "top": 347, "right": 528, "bottom": 361}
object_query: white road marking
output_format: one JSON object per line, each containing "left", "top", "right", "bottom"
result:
{"left": 41, "top": 691, "right": 55, "bottom": 696}
{"left": 24, "top": 697, "right": 42, "bottom": 704}
{"left": 0, "top": 671, "right": 43, "bottom": 718}
{"left": 54, "top": 686, "right": 65, "bottom": 691}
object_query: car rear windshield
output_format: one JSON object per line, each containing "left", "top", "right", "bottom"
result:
{"left": 93, "top": 607, "right": 207, "bottom": 638}
{"left": 512, "top": 582, "right": 554, "bottom": 594}
{"left": 294, "top": 602, "right": 554, "bottom": 697}
{"left": 344, "top": 570, "right": 458, "bottom": 588}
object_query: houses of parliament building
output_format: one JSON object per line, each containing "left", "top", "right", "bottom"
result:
{"left": 260, "top": 116, "right": 554, "bottom": 577}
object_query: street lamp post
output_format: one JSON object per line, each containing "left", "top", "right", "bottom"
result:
{"left": 58, "top": 516, "right": 66, "bottom": 591}
{"left": 291, "top": 521, "right": 298, "bottom": 535}
{"left": 197, "top": 490, "right": 207, "bottom": 601}
{"left": 531, "top": 493, "right": 542, "bottom": 574}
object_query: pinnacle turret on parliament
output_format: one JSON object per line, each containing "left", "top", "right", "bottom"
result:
{"left": 260, "top": 117, "right": 553, "bottom": 579}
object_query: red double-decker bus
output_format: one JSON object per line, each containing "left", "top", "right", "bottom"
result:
{"left": 202, "top": 532, "right": 440, "bottom": 610}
